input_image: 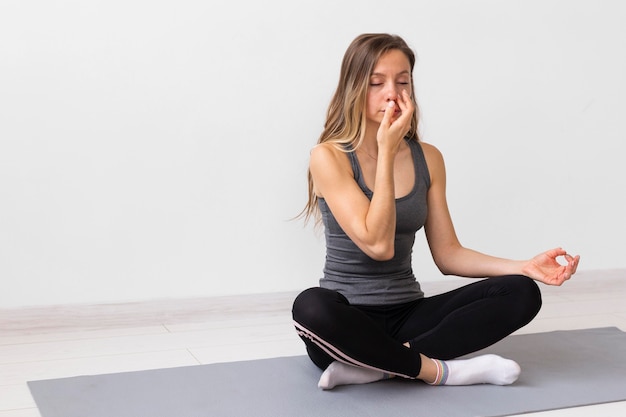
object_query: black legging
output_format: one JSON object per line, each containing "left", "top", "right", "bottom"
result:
{"left": 292, "top": 275, "right": 542, "bottom": 379}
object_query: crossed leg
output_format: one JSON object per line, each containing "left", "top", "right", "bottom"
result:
{"left": 292, "top": 276, "right": 541, "bottom": 389}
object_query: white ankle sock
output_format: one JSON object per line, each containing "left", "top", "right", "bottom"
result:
{"left": 430, "top": 354, "right": 521, "bottom": 386}
{"left": 318, "top": 361, "right": 388, "bottom": 390}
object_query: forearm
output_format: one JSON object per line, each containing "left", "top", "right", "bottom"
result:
{"left": 363, "top": 152, "right": 397, "bottom": 259}
{"left": 435, "top": 245, "right": 526, "bottom": 278}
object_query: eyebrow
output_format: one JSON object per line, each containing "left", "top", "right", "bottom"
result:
{"left": 370, "top": 70, "right": 410, "bottom": 77}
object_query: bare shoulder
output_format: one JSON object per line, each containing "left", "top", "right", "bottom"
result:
{"left": 310, "top": 142, "right": 339, "bottom": 161}
{"left": 419, "top": 141, "right": 444, "bottom": 163}
{"left": 419, "top": 141, "right": 446, "bottom": 176}
{"left": 309, "top": 142, "right": 353, "bottom": 197}
{"left": 310, "top": 142, "right": 352, "bottom": 172}
{"left": 311, "top": 142, "right": 345, "bottom": 159}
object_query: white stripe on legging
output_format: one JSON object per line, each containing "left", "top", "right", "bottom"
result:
{"left": 293, "top": 319, "right": 416, "bottom": 379}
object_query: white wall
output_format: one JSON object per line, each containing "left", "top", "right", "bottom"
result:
{"left": 1, "top": 0, "right": 625, "bottom": 308}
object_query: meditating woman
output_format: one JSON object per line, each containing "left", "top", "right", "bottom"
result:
{"left": 292, "top": 33, "right": 580, "bottom": 390}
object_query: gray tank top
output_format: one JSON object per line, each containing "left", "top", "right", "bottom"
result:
{"left": 318, "top": 139, "right": 430, "bottom": 305}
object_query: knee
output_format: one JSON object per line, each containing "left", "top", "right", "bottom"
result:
{"left": 291, "top": 287, "right": 319, "bottom": 323}
{"left": 509, "top": 275, "right": 542, "bottom": 322}
{"left": 292, "top": 287, "right": 348, "bottom": 329}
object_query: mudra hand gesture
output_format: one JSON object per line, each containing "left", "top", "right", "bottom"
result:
{"left": 522, "top": 248, "right": 580, "bottom": 286}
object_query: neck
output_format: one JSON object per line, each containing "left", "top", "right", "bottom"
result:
{"left": 359, "top": 145, "right": 378, "bottom": 161}
{"left": 358, "top": 134, "right": 379, "bottom": 159}
{"left": 358, "top": 137, "right": 407, "bottom": 161}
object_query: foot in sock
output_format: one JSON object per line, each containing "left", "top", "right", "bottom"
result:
{"left": 318, "top": 361, "right": 388, "bottom": 390}
{"left": 429, "top": 354, "right": 521, "bottom": 386}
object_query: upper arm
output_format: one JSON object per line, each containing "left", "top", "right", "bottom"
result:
{"left": 309, "top": 144, "right": 391, "bottom": 259}
{"left": 421, "top": 142, "right": 462, "bottom": 271}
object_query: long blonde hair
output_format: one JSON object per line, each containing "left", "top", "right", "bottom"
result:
{"left": 300, "top": 33, "right": 421, "bottom": 225}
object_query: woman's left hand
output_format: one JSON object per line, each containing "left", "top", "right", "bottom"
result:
{"left": 521, "top": 248, "right": 580, "bottom": 286}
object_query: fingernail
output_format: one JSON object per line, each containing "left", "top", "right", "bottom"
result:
{"left": 388, "top": 101, "right": 395, "bottom": 108}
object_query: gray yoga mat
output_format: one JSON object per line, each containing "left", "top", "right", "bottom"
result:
{"left": 28, "top": 327, "right": 626, "bottom": 417}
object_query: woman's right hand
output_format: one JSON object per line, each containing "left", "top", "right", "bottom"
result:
{"left": 376, "top": 89, "right": 414, "bottom": 155}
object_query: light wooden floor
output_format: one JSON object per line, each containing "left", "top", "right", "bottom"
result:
{"left": 2, "top": 269, "right": 626, "bottom": 416}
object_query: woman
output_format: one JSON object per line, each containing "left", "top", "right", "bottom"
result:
{"left": 292, "top": 33, "right": 580, "bottom": 390}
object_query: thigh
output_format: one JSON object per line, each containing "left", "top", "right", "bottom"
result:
{"left": 292, "top": 287, "right": 355, "bottom": 370}
{"left": 393, "top": 275, "right": 541, "bottom": 359}
{"left": 292, "top": 287, "right": 423, "bottom": 377}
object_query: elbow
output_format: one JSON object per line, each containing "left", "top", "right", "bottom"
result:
{"left": 354, "top": 233, "right": 395, "bottom": 261}
{"left": 431, "top": 243, "right": 464, "bottom": 276}
{"left": 433, "top": 255, "right": 455, "bottom": 276}
{"left": 438, "top": 266, "right": 455, "bottom": 276}
{"left": 367, "top": 243, "right": 395, "bottom": 262}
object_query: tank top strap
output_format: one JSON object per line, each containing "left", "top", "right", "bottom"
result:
{"left": 346, "top": 146, "right": 370, "bottom": 196}
{"left": 407, "top": 139, "right": 431, "bottom": 188}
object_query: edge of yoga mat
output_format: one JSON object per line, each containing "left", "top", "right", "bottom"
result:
{"left": 27, "top": 327, "right": 626, "bottom": 417}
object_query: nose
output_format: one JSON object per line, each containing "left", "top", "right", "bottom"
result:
{"left": 385, "top": 84, "right": 400, "bottom": 102}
